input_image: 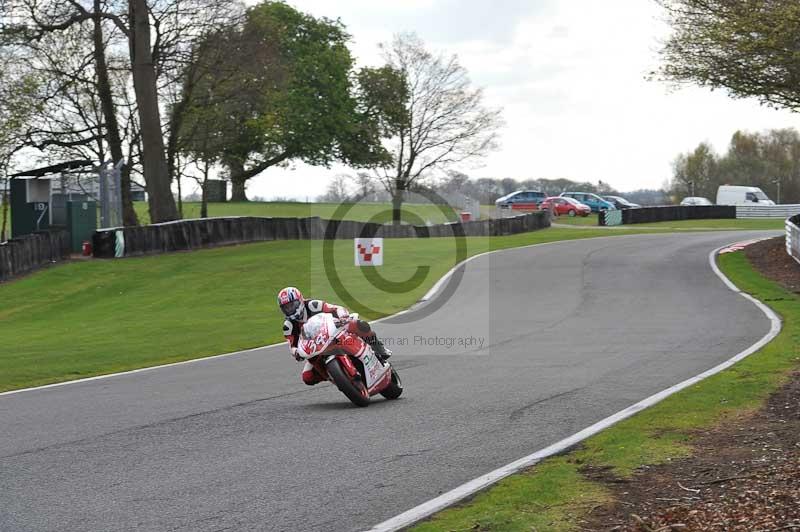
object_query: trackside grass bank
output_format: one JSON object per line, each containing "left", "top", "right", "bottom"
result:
{"left": 554, "top": 214, "right": 786, "bottom": 230}
{"left": 1, "top": 202, "right": 457, "bottom": 236}
{"left": 411, "top": 250, "right": 799, "bottom": 532}
{"left": 1, "top": 227, "right": 685, "bottom": 392}
{"left": 134, "top": 201, "right": 458, "bottom": 225}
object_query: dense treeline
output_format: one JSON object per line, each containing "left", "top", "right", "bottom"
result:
{"left": 435, "top": 173, "right": 667, "bottom": 206}
{"left": 669, "top": 129, "right": 800, "bottom": 204}
{"left": 319, "top": 171, "right": 668, "bottom": 206}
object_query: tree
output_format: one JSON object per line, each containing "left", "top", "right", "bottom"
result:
{"left": 596, "top": 180, "right": 617, "bottom": 195}
{"left": 718, "top": 131, "right": 764, "bottom": 186}
{"left": 1, "top": 0, "right": 236, "bottom": 224}
{"left": 318, "top": 175, "right": 352, "bottom": 202}
{"left": 0, "top": 0, "right": 144, "bottom": 225}
{"left": 716, "top": 129, "right": 800, "bottom": 203}
{"left": 668, "top": 129, "right": 800, "bottom": 204}
{"left": 0, "top": 0, "right": 172, "bottom": 223}
{"left": 350, "top": 172, "right": 374, "bottom": 199}
{"left": 375, "top": 33, "right": 502, "bottom": 224}
{"left": 128, "top": 0, "right": 178, "bottom": 221}
{"left": 439, "top": 170, "right": 471, "bottom": 193}
{"left": 657, "top": 0, "right": 800, "bottom": 111}
{"left": 670, "top": 142, "right": 718, "bottom": 201}
{"left": 759, "top": 129, "right": 800, "bottom": 203}
{"left": 0, "top": 67, "right": 42, "bottom": 241}
{"left": 177, "top": 1, "right": 390, "bottom": 201}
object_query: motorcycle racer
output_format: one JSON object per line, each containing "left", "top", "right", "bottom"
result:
{"left": 277, "top": 286, "right": 392, "bottom": 385}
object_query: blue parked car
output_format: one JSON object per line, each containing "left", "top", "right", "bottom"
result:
{"left": 559, "top": 192, "right": 616, "bottom": 213}
{"left": 495, "top": 190, "right": 547, "bottom": 210}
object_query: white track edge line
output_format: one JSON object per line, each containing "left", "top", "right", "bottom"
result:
{"left": 366, "top": 240, "right": 782, "bottom": 532}
{"left": 1, "top": 232, "right": 770, "bottom": 398}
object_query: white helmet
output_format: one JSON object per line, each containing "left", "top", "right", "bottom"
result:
{"left": 277, "top": 286, "right": 306, "bottom": 321}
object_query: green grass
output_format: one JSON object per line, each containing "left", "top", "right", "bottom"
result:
{"left": 136, "top": 201, "right": 458, "bottom": 225}
{"left": 554, "top": 213, "right": 786, "bottom": 230}
{"left": 0, "top": 201, "right": 457, "bottom": 237}
{"left": 480, "top": 205, "right": 498, "bottom": 219}
{"left": 412, "top": 249, "right": 799, "bottom": 531}
{"left": 0, "top": 226, "right": 681, "bottom": 392}
{"left": 413, "top": 458, "right": 610, "bottom": 532}
{"left": 638, "top": 218, "right": 786, "bottom": 230}
{"left": 550, "top": 213, "right": 599, "bottom": 226}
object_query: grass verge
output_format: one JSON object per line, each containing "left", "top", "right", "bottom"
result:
{"left": 134, "top": 201, "right": 458, "bottom": 225}
{"left": 0, "top": 227, "right": 684, "bottom": 392}
{"left": 554, "top": 213, "right": 786, "bottom": 230}
{"left": 1, "top": 201, "right": 457, "bottom": 236}
{"left": 411, "top": 250, "right": 799, "bottom": 532}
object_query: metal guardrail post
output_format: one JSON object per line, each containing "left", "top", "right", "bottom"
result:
{"left": 786, "top": 214, "right": 800, "bottom": 265}
{"left": 736, "top": 204, "right": 800, "bottom": 219}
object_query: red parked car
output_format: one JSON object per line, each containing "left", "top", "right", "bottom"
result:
{"left": 539, "top": 196, "right": 591, "bottom": 217}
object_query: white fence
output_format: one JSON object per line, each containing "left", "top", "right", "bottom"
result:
{"left": 736, "top": 204, "right": 800, "bottom": 218}
{"left": 787, "top": 215, "right": 800, "bottom": 265}
{"left": 437, "top": 191, "right": 481, "bottom": 220}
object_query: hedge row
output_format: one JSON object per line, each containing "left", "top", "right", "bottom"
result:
{"left": 787, "top": 214, "right": 800, "bottom": 264}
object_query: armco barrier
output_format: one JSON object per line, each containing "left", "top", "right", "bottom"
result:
{"left": 787, "top": 214, "right": 800, "bottom": 265}
{"left": 0, "top": 230, "right": 71, "bottom": 282}
{"left": 736, "top": 204, "right": 800, "bottom": 219}
{"left": 600, "top": 205, "right": 736, "bottom": 226}
{"left": 92, "top": 212, "right": 550, "bottom": 259}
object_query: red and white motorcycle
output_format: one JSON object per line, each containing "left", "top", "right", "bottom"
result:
{"left": 298, "top": 313, "right": 403, "bottom": 407}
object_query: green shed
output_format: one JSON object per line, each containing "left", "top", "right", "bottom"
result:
{"left": 66, "top": 200, "right": 97, "bottom": 253}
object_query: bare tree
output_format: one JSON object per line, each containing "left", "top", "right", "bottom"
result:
{"left": 1, "top": 0, "right": 238, "bottom": 224}
{"left": 350, "top": 171, "right": 374, "bottom": 200}
{"left": 318, "top": 174, "right": 352, "bottom": 202}
{"left": 1, "top": 0, "right": 147, "bottom": 224}
{"left": 376, "top": 33, "right": 502, "bottom": 224}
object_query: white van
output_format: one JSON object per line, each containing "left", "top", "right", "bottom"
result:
{"left": 716, "top": 185, "right": 775, "bottom": 206}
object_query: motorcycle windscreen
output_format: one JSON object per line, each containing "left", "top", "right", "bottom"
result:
{"left": 299, "top": 314, "right": 336, "bottom": 356}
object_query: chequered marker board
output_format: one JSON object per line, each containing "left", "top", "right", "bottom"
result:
{"left": 355, "top": 238, "right": 383, "bottom": 266}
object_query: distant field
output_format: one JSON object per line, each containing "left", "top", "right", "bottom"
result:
{"left": 134, "top": 201, "right": 458, "bottom": 225}
{"left": 0, "top": 201, "right": 457, "bottom": 236}
{"left": 480, "top": 205, "right": 497, "bottom": 219}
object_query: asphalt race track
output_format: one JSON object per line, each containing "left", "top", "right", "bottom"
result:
{"left": 0, "top": 231, "right": 778, "bottom": 532}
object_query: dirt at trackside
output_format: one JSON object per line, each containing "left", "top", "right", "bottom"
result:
{"left": 580, "top": 237, "right": 800, "bottom": 532}
{"left": 745, "top": 237, "right": 800, "bottom": 294}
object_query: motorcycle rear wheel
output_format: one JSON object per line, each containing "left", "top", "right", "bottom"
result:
{"left": 327, "top": 358, "right": 370, "bottom": 407}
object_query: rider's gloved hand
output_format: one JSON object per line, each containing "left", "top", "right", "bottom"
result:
{"left": 336, "top": 308, "right": 350, "bottom": 320}
{"left": 292, "top": 347, "right": 303, "bottom": 362}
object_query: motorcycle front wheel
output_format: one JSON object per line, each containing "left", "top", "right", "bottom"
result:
{"left": 327, "top": 358, "right": 370, "bottom": 407}
{"left": 379, "top": 368, "right": 403, "bottom": 400}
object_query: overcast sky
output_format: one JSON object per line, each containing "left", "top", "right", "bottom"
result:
{"left": 237, "top": 0, "right": 799, "bottom": 200}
